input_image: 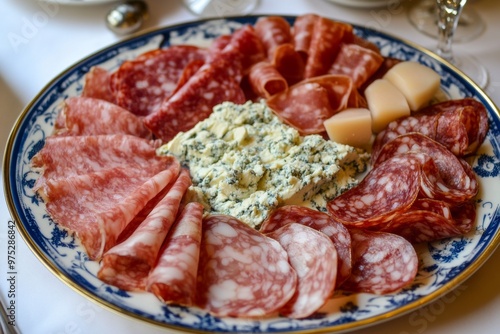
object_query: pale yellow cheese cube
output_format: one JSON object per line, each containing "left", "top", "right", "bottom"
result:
{"left": 383, "top": 61, "right": 441, "bottom": 111}
{"left": 365, "top": 79, "right": 411, "bottom": 133}
{"left": 323, "top": 108, "right": 372, "bottom": 148}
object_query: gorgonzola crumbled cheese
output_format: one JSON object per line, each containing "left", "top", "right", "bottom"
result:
{"left": 158, "top": 101, "right": 369, "bottom": 228}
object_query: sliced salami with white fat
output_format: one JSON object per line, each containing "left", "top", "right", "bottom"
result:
{"left": 267, "top": 223, "right": 337, "bottom": 319}
{"left": 147, "top": 202, "right": 204, "bottom": 305}
{"left": 196, "top": 214, "right": 297, "bottom": 318}
{"left": 97, "top": 169, "right": 191, "bottom": 291}
{"left": 260, "top": 205, "right": 351, "bottom": 287}
{"left": 341, "top": 228, "right": 418, "bottom": 294}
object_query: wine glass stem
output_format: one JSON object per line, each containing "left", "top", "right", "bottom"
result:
{"left": 436, "top": 0, "right": 466, "bottom": 63}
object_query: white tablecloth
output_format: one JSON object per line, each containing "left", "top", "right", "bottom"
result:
{"left": 1, "top": 1, "right": 500, "bottom": 333}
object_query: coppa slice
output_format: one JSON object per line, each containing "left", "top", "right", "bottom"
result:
{"left": 196, "top": 215, "right": 297, "bottom": 318}
{"left": 260, "top": 205, "right": 351, "bottom": 287}
{"left": 267, "top": 223, "right": 337, "bottom": 319}
{"left": 341, "top": 228, "right": 418, "bottom": 294}
{"left": 38, "top": 165, "right": 179, "bottom": 260}
{"left": 54, "top": 97, "right": 151, "bottom": 138}
{"left": 97, "top": 169, "right": 191, "bottom": 291}
{"left": 147, "top": 202, "right": 204, "bottom": 305}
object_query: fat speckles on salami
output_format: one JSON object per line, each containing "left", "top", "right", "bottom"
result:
{"left": 196, "top": 215, "right": 297, "bottom": 318}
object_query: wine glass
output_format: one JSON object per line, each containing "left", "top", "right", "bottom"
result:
{"left": 408, "top": 0, "right": 486, "bottom": 43}
{"left": 433, "top": 0, "right": 488, "bottom": 88}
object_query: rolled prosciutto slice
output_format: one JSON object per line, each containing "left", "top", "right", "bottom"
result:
{"left": 54, "top": 97, "right": 151, "bottom": 138}
{"left": 196, "top": 215, "right": 297, "bottom": 318}
{"left": 147, "top": 202, "right": 204, "bottom": 305}
{"left": 97, "top": 169, "right": 192, "bottom": 290}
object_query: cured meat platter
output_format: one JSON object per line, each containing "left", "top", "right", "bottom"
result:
{"left": 4, "top": 15, "right": 500, "bottom": 333}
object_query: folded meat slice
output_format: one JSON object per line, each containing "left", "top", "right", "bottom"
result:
{"left": 98, "top": 169, "right": 191, "bottom": 290}
{"left": 37, "top": 163, "right": 180, "bottom": 260}
{"left": 54, "top": 97, "right": 151, "bottom": 138}
{"left": 147, "top": 202, "right": 204, "bottom": 305}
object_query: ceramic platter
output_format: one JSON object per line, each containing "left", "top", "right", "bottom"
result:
{"left": 4, "top": 15, "right": 500, "bottom": 333}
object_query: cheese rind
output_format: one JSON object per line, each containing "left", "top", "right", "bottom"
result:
{"left": 383, "top": 61, "right": 441, "bottom": 111}
{"left": 323, "top": 108, "right": 372, "bottom": 149}
{"left": 365, "top": 79, "right": 411, "bottom": 133}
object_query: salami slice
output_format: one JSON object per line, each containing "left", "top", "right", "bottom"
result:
{"left": 373, "top": 133, "right": 479, "bottom": 203}
{"left": 111, "top": 45, "right": 208, "bottom": 116}
{"left": 144, "top": 59, "right": 246, "bottom": 142}
{"left": 53, "top": 97, "right": 151, "bottom": 138}
{"left": 381, "top": 199, "right": 476, "bottom": 243}
{"left": 267, "top": 223, "right": 337, "bottom": 319}
{"left": 196, "top": 215, "right": 297, "bottom": 318}
{"left": 304, "top": 17, "right": 350, "bottom": 78}
{"left": 267, "top": 75, "right": 357, "bottom": 134}
{"left": 341, "top": 228, "right": 418, "bottom": 294}
{"left": 372, "top": 98, "right": 489, "bottom": 159}
{"left": 147, "top": 202, "right": 204, "bottom": 305}
{"left": 248, "top": 61, "right": 288, "bottom": 98}
{"left": 81, "top": 66, "right": 115, "bottom": 103}
{"left": 97, "top": 169, "right": 192, "bottom": 291}
{"left": 254, "top": 16, "right": 292, "bottom": 59}
{"left": 260, "top": 205, "right": 351, "bottom": 287}
{"left": 329, "top": 43, "right": 384, "bottom": 88}
{"left": 40, "top": 166, "right": 178, "bottom": 260}
{"left": 272, "top": 43, "right": 305, "bottom": 85}
{"left": 292, "top": 14, "right": 319, "bottom": 61}
{"left": 327, "top": 155, "right": 421, "bottom": 229}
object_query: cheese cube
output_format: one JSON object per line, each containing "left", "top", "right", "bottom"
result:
{"left": 365, "top": 79, "right": 411, "bottom": 133}
{"left": 383, "top": 61, "right": 441, "bottom": 111}
{"left": 324, "top": 108, "right": 373, "bottom": 148}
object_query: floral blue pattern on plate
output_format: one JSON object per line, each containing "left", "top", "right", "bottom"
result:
{"left": 3, "top": 16, "right": 500, "bottom": 333}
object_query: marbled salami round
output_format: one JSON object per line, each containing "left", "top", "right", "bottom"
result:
{"left": 341, "top": 228, "right": 418, "bottom": 294}
{"left": 254, "top": 16, "right": 292, "bottom": 59}
{"left": 81, "top": 66, "right": 115, "bottom": 103}
{"left": 260, "top": 205, "right": 351, "bottom": 287}
{"left": 196, "top": 214, "right": 297, "bottom": 318}
{"left": 267, "top": 223, "right": 337, "bottom": 319}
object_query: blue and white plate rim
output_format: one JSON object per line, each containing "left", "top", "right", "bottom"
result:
{"left": 3, "top": 15, "right": 500, "bottom": 334}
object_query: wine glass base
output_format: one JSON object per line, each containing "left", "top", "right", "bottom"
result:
{"left": 408, "top": 0, "right": 486, "bottom": 43}
{"left": 453, "top": 54, "right": 489, "bottom": 89}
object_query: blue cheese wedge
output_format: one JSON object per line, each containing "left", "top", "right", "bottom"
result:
{"left": 158, "top": 101, "right": 369, "bottom": 228}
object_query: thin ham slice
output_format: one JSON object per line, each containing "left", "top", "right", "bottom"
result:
{"left": 97, "top": 169, "right": 191, "bottom": 290}
{"left": 147, "top": 202, "right": 204, "bottom": 305}
{"left": 54, "top": 97, "right": 151, "bottom": 138}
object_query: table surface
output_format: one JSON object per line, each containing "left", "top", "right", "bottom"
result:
{"left": 1, "top": 0, "right": 500, "bottom": 333}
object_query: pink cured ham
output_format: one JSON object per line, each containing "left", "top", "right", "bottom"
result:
{"left": 266, "top": 75, "right": 357, "bottom": 135}
{"left": 147, "top": 202, "right": 204, "bottom": 305}
{"left": 260, "top": 205, "right": 351, "bottom": 287}
{"left": 254, "top": 16, "right": 292, "bottom": 59}
{"left": 248, "top": 61, "right": 288, "bottom": 98}
{"left": 31, "top": 134, "right": 172, "bottom": 188}
{"left": 39, "top": 166, "right": 179, "bottom": 260}
{"left": 292, "top": 14, "right": 319, "bottom": 61}
{"left": 304, "top": 17, "right": 351, "bottom": 78}
{"left": 327, "top": 155, "right": 422, "bottom": 229}
{"left": 341, "top": 228, "right": 418, "bottom": 294}
{"left": 110, "top": 45, "right": 208, "bottom": 116}
{"left": 373, "top": 133, "right": 478, "bottom": 204}
{"left": 329, "top": 43, "right": 384, "bottom": 88}
{"left": 267, "top": 223, "right": 337, "bottom": 319}
{"left": 372, "top": 98, "right": 489, "bottom": 159}
{"left": 144, "top": 59, "right": 246, "bottom": 143}
{"left": 81, "top": 66, "right": 115, "bottom": 103}
{"left": 97, "top": 169, "right": 191, "bottom": 290}
{"left": 381, "top": 199, "right": 476, "bottom": 243}
{"left": 196, "top": 215, "right": 297, "bottom": 318}
{"left": 53, "top": 97, "right": 151, "bottom": 138}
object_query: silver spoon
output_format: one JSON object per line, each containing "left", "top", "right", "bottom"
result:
{"left": 106, "top": 1, "right": 148, "bottom": 35}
